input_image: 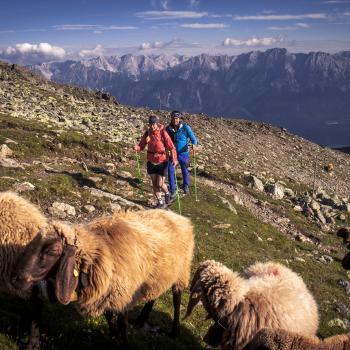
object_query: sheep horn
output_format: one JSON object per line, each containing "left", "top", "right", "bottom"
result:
{"left": 183, "top": 279, "right": 202, "bottom": 320}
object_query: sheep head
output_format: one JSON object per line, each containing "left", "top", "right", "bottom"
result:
{"left": 11, "top": 221, "right": 80, "bottom": 305}
{"left": 184, "top": 260, "right": 248, "bottom": 346}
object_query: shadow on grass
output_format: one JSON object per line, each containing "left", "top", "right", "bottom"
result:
{"left": 0, "top": 294, "right": 204, "bottom": 350}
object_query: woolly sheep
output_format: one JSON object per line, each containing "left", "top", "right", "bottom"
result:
{"left": 184, "top": 260, "right": 319, "bottom": 350}
{"left": 12, "top": 209, "right": 194, "bottom": 346}
{"left": 0, "top": 191, "right": 48, "bottom": 349}
{"left": 243, "top": 328, "right": 350, "bottom": 350}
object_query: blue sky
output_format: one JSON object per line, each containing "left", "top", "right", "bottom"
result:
{"left": 1, "top": 0, "right": 350, "bottom": 63}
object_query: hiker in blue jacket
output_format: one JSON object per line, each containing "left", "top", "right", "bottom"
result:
{"left": 166, "top": 110, "right": 198, "bottom": 198}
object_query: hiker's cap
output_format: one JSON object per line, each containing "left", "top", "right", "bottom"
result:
{"left": 171, "top": 110, "right": 181, "bottom": 119}
{"left": 148, "top": 115, "right": 158, "bottom": 124}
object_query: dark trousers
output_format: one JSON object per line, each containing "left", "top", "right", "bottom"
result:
{"left": 168, "top": 153, "right": 190, "bottom": 194}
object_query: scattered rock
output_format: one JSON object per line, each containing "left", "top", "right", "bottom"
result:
{"left": 213, "top": 223, "right": 231, "bottom": 229}
{"left": 246, "top": 175, "right": 264, "bottom": 192}
{"left": 310, "top": 200, "right": 321, "bottom": 211}
{"left": 0, "top": 158, "right": 23, "bottom": 168}
{"left": 83, "top": 205, "right": 96, "bottom": 213}
{"left": 283, "top": 188, "right": 295, "bottom": 197}
{"left": 335, "top": 303, "right": 350, "bottom": 317}
{"left": 219, "top": 196, "right": 237, "bottom": 214}
{"left": 232, "top": 194, "right": 243, "bottom": 206}
{"left": 110, "top": 202, "right": 122, "bottom": 212}
{"left": 253, "top": 232, "right": 263, "bottom": 241}
{"left": 105, "top": 162, "right": 116, "bottom": 173}
{"left": 0, "top": 144, "right": 13, "bottom": 159}
{"left": 293, "top": 205, "right": 303, "bottom": 212}
{"left": 84, "top": 186, "right": 143, "bottom": 210}
{"left": 338, "top": 279, "right": 350, "bottom": 295}
{"left": 117, "top": 170, "right": 133, "bottom": 178}
{"left": 49, "top": 202, "right": 76, "bottom": 218}
{"left": 315, "top": 210, "right": 327, "bottom": 225}
{"left": 4, "top": 138, "right": 18, "bottom": 145}
{"left": 88, "top": 176, "right": 102, "bottom": 184}
{"left": 328, "top": 318, "right": 348, "bottom": 329}
{"left": 317, "top": 255, "right": 333, "bottom": 264}
{"left": 265, "top": 182, "right": 285, "bottom": 199}
{"left": 223, "top": 163, "right": 231, "bottom": 171}
{"left": 13, "top": 181, "right": 35, "bottom": 192}
{"left": 295, "top": 257, "right": 306, "bottom": 263}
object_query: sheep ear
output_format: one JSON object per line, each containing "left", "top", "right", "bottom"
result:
{"left": 183, "top": 280, "right": 202, "bottom": 320}
{"left": 55, "top": 244, "right": 79, "bottom": 305}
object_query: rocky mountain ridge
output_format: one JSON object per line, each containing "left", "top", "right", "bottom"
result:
{"left": 30, "top": 48, "right": 350, "bottom": 145}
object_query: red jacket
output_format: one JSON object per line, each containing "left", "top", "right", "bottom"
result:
{"left": 138, "top": 124, "right": 177, "bottom": 164}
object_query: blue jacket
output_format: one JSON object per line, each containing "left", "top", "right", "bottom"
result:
{"left": 166, "top": 121, "right": 197, "bottom": 155}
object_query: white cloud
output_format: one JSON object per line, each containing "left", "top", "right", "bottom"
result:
{"left": 234, "top": 13, "right": 327, "bottom": 20}
{"left": 139, "top": 38, "right": 180, "bottom": 50}
{"left": 268, "top": 26, "right": 298, "bottom": 30}
{"left": 344, "top": 11, "right": 350, "bottom": 15}
{"left": 268, "top": 22, "right": 310, "bottom": 30}
{"left": 0, "top": 30, "right": 15, "bottom": 34}
{"left": 139, "top": 41, "right": 163, "bottom": 50}
{"left": 181, "top": 23, "right": 229, "bottom": 28}
{"left": 0, "top": 42, "right": 66, "bottom": 64}
{"left": 53, "top": 24, "right": 138, "bottom": 31}
{"left": 323, "top": 1, "right": 350, "bottom": 3}
{"left": 295, "top": 22, "right": 310, "bottom": 28}
{"left": 79, "top": 44, "right": 104, "bottom": 58}
{"left": 135, "top": 10, "right": 208, "bottom": 19}
{"left": 223, "top": 36, "right": 283, "bottom": 47}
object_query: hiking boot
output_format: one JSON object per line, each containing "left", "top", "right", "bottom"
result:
{"left": 155, "top": 198, "right": 166, "bottom": 209}
{"left": 183, "top": 186, "right": 190, "bottom": 195}
{"left": 165, "top": 192, "right": 176, "bottom": 204}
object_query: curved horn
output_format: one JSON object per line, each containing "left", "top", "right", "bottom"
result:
{"left": 183, "top": 279, "right": 202, "bottom": 320}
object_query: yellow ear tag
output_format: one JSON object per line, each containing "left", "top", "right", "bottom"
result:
{"left": 73, "top": 269, "right": 79, "bottom": 277}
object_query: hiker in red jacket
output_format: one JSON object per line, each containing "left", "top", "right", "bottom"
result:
{"left": 135, "top": 115, "right": 178, "bottom": 208}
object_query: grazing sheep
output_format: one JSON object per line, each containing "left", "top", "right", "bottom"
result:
{"left": 243, "top": 328, "right": 350, "bottom": 350}
{"left": 12, "top": 209, "right": 194, "bottom": 346}
{"left": 184, "top": 260, "right": 319, "bottom": 350}
{"left": 0, "top": 191, "right": 48, "bottom": 349}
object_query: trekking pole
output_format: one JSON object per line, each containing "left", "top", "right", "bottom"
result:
{"left": 192, "top": 145, "right": 199, "bottom": 202}
{"left": 135, "top": 150, "right": 144, "bottom": 195}
{"left": 174, "top": 165, "right": 182, "bottom": 215}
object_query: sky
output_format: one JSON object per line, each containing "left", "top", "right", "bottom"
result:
{"left": 1, "top": 0, "right": 350, "bottom": 63}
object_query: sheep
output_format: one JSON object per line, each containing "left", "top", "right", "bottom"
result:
{"left": 243, "top": 328, "right": 350, "bottom": 350}
{"left": 184, "top": 260, "right": 319, "bottom": 350}
{"left": 11, "top": 209, "right": 194, "bottom": 347}
{"left": 0, "top": 191, "right": 48, "bottom": 349}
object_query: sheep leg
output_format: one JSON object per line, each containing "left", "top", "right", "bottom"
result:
{"left": 135, "top": 300, "right": 155, "bottom": 327}
{"left": 117, "top": 312, "right": 130, "bottom": 349}
{"left": 104, "top": 310, "right": 119, "bottom": 339}
{"left": 19, "top": 286, "right": 42, "bottom": 350}
{"left": 170, "top": 286, "right": 182, "bottom": 338}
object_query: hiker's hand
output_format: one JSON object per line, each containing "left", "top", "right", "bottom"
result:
{"left": 173, "top": 159, "right": 179, "bottom": 167}
{"left": 134, "top": 145, "right": 140, "bottom": 152}
{"left": 192, "top": 145, "right": 198, "bottom": 154}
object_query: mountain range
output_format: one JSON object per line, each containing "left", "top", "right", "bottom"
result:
{"left": 31, "top": 48, "right": 350, "bottom": 146}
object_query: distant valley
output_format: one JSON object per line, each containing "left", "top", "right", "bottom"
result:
{"left": 31, "top": 48, "right": 350, "bottom": 146}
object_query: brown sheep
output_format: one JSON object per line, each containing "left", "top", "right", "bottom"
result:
{"left": 0, "top": 191, "right": 48, "bottom": 349}
{"left": 243, "top": 328, "right": 350, "bottom": 350}
{"left": 12, "top": 209, "right": 194, "bottom": 347}
{"left": 184, "top": 260, "right": 319, "bottom": 350}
